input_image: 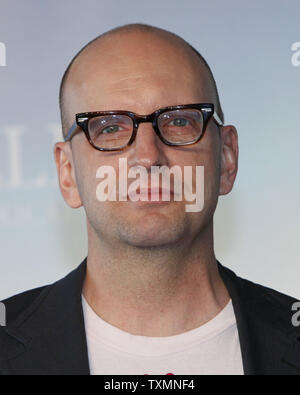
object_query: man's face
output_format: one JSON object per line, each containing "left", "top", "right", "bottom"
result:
{"left": 58, "top": 32, "right": 233, "bottom": 248}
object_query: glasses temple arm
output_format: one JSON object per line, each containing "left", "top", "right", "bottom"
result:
{"left": 212, "top": 111, "right": 223, "bottom": 127}
{"left": 64, "top": 121, "right": 78, "bottom": 141}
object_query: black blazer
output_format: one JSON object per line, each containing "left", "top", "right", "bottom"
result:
{"left": 0, "top": 258, "right": 300, "bottom": 375}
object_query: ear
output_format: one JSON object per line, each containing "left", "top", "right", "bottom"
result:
{"left": 219, "top": 125, "right": 239, "bottom": 196}
{"left": 54, "top": 142, "right": 83, "bottom": 208}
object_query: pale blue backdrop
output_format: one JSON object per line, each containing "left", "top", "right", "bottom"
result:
{"left": 0, "top": 0, "right": 299, "bottom": 299}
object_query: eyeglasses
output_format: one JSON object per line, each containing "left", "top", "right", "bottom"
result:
{"left": 64, "top": 103, "right": 223, "bottom": 151}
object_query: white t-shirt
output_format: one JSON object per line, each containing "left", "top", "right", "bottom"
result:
{"left": 82, "top": 296, "right": 244, "bottom": 375}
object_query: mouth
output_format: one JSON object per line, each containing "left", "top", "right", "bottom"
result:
{"left": 138, "top": 187, "right": 174, "bottom": 200}
{"left": 126, "top": 186, "right": 175, "bottom": 206}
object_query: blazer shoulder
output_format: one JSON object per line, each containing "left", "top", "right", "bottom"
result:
{"left": 1, "top": 285, "right": 50, "bottom": 326}
{"left": 0, "top": 261, "right": 87, "bottom": 329}
{"left": 219, "top": 263, "right": 299, "bottom": 332}
{"left": 234, "top": 269, "right": 299, "bottom": 333}
{"left": 238, "top": 272, "right": 299, "bottom": 306}
{"left": 220, "top": 263, "right": 299, "bottom": 305}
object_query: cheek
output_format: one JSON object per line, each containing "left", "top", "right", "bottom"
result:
{"left": 76, "top": 158, "right": 124, "bottom": 212}
{"left": 71, "top": 147, "right": 100, "bottom": 206}
{"left": 181, "top": 143, "right": 221, "bottom": 207}
{"left": 205, "top": 161, "right": 220, "bottom": 199}
{"left": 75, "top": 164, "right": 95, "bottom": 206}
{"left": 203, "top": 146, "right": 222, "bottom": 208}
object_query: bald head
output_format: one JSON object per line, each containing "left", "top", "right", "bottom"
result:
{"left": 59, "top": 23, "right": 224, "bottom": 137}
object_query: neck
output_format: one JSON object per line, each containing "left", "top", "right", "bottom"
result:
{"left": 82, "top": 220, "right": 230, "bottom": 337}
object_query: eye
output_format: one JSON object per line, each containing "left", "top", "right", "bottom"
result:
{"left": 102, "top": 125, "right": 123, "bottom": 134}
{"left": 169, "top": 118, "right": 190, "bottom": 127}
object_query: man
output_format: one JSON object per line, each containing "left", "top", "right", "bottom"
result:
{"left": 1, "top": 24, "right": 299, "bottom": 375}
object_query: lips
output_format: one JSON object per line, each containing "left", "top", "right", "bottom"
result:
{"left": 137, "top": 188, "right": 173, "bottom": 200}
{"left": 127, "top": 187, "right": 174, "bottom": 202}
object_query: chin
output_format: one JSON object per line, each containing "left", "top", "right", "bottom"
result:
{"left": 117, "top": 212, "right": 188, "bottom": 249}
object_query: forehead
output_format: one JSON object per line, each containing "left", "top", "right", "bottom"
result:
{"left": 64, "top": 32, "right": 213, "bottom": 116}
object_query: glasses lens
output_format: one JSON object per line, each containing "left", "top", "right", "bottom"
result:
{"left": 157, "top": 109, "right": 204, "bottom": 144}
{"left": 88, "top": 114, "right": 133, "bottom": 149}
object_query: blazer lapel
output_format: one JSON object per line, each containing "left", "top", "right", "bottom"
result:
{"left": 218, "top": 262, "right": 300, "bottom": 375}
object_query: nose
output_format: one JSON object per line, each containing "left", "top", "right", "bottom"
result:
{"left": 127, "top": 122, "right": 169, "bottom": 170}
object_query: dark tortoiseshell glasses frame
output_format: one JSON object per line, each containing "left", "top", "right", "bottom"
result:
{"left": 64, "top": 103, "right": 223, "bottom": 151}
